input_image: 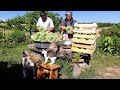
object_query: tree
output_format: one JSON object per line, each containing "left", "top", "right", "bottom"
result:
{"left": 97, "top": 22, "right": 114, "bottom": 28}
{"left": 6, "top": 19, "right": 12, "bottom": 29}
{"left": 7, "top": 11, "right": 63, "bottom": 32}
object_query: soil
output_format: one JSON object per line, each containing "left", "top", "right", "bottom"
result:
{"left": 95, "top": 66, "right": 120, "bottom": 79}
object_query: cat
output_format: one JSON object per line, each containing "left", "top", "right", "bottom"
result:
{"left": 41, "top": 49, "right": 57, "bottom": 65}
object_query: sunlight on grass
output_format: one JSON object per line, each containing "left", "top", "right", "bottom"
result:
{"left": 0, "top": 44, "right": 29, "bottom": 64}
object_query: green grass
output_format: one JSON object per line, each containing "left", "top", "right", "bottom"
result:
{"left": 77, "top": 67, "right": 96, "bottom": 79}
{"left": 0, "top": 44, "right": 29, "bottom": 64}
{"left": 76, "top": 52, "right": 120, "bottom": 79}
{"left": 55, "top": 59, "right": 73, "bottom": 79}
{"left": 1, "top": 43, "right": 120, "bottom": 79}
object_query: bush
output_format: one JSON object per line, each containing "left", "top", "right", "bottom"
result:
{"left": 14, "top": 24, "right": 25, "bottom": 31}
{"left": 97, "top": 22, "right": 114, "bottom": 28}
{"left": 25, "top": 34, "right": 34, "bottom": 44}
{"left": 97, "top": 23, "right": 120, "bottom": 55}
{"left": 112, "top": 36, "right": 120, "bottom": 55}
{"left": 0, "top": 31, "right": 3, "bottom": 39}
{"left": 97, "top": 36, "right": 114, "bottom": 54}
{"left": 97, "top": 35, "right": 120, "bottom": 55}
{"left": 101, "top": 24, "right": 120, "bottom": 37}
{"left": 7, "top": 29, "right": 26, "bottom": 43}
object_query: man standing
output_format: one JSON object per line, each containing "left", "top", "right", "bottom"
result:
{"left": 36, "top": 11, "right": 54, "bottom": 32}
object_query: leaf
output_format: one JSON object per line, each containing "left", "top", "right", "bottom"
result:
{"left": 108, "top": 46, "right": 111, "bottom": 52}
{"left": 104, "top": 43, "right": 108, "bottom": 46}
{"left": 39, "top": 26, "right": 45, "bottom": 32}
{"left": 103, "top": 48, "right": 107, "bottom": 52}
{"left": 107, "top": 37, "right": 112, "bottom": 44}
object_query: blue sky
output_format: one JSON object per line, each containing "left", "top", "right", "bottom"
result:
{"left": 0, "top": 11, "right": 120, "bottom": 23}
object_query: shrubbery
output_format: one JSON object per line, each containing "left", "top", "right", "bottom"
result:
{"left": 100, "top": 24, "right": 120, "bottom": 37}
{"left": 97, "top": 22, "right": 114, "bottom": 28}
{"left": 97, "top": 23, "right": 120, "bottom": 55}
{"left": 0, "top": 31, "right": 3, "bottom": 39}
{"left": 7, "top": 29, "right": 26, "bottom": 43}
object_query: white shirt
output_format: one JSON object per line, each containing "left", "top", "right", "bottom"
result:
{"left": 36, "top": 17, "right": 54, "bottom": 30}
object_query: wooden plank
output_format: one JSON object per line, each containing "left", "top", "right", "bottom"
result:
{"left": 72, "top": 43, "right": 96, "bottom": 50}
{"left": 72, "top": 38, "right": 96, "bottom": 45}
{"left": 71, "top": 47, "right": 95, "bottom": 54}
{"left": 73, "top": 34, "right": 96, "bottom": 39}
{"left": 72, "top": 44, "right": 96, "bottom": 51}
{"left": 72, "top": 59, "right": 84, "bottom": 63}
{"left": 73, "top": 29, "right": 96, "bottom": 34}
{"left": 74, "top": 23, "right": 97, "bottom": 28}
{"left": 82, "top": 27, "right": 97, "bottom": 30}
{"left": 71, "top": 47, "right": 93, "bottom": 54}
{"left": 74, "top": 27, "right": 97, "bottom": 31}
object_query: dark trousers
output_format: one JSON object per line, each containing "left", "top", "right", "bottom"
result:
{"left": 63, "top": 30, "right": 73, "bottom": 39}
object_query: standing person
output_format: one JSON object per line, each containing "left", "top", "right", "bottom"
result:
{"left": 59, "top": 11, "right": 76, "bottom": 40}
{"left": 36, "top": 11, "right": 54, "bottom": 32}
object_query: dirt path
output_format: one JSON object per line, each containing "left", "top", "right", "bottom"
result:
{"left": 96, "top": 28, "right": 102, "bottom": 38}
{"left": 95, "top": 66, "right": 120, "bottom": 79}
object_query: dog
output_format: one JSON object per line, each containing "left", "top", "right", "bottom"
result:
{"left": 22, "top": 50, "right": 35, "bottom": 79}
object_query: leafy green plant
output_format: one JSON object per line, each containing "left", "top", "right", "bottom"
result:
{"left": 103, "top": 36, "right": 114, "bottom": 53}
{"left": 66, "top": 26, "right": 73, "bottom": 34}
{"left": 101, "top": 24, "right": 120, "bottom": 37}
{"left": 97, "top": 23, "right": 120, "bottom": 55}
{"left": 72, "top": 52, "right": 81, "bottom": 62}
{"left": 39, "top": 26, "right": 44, "bottom": 32}
{"left": 31, "top": 31, "right": 62, "bottom": 42}
{"left": 97, "top": 36, "right": 114, "bottom": 54}
{"left": 7, "top": 29, "right": 26, "bottom": 43}
{"left": 112, "top": 36, "right": 120, "bottom": 55}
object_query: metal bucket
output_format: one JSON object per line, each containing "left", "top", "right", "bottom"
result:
{"left": 58, "top": 40, "right": 72, "bottom": 46}
{"left": 34, "top": 41, "right": 51, "bottom": 49}
{"left": 58, "top": 40, "right": 72, "bottom": 48}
